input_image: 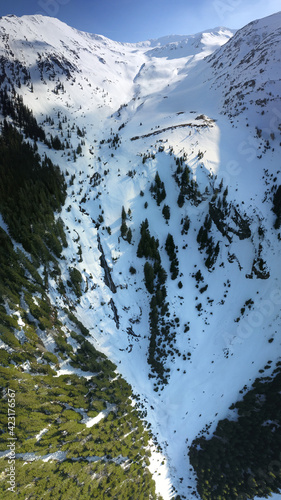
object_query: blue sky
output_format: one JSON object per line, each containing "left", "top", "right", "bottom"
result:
{"left": 0, "top": 0, "right": 280, "bottom": 42}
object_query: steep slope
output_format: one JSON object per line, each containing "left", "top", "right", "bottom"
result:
{"left": 207, "top": 11, "right": 281, "bottom": 138}
{"left": 0, "top": 12, "right": 281, "bottom": 500}
{"left": 0, "top": 98, "right": 161, "bottom": 500}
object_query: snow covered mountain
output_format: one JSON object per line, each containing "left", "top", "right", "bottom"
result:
{"left": 0, "top": 11, "right": 281, "bottom": 500}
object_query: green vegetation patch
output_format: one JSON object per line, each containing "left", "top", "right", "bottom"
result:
{"left": 0, "top": 121, "right": 66, "bottom": 263}
{"left": 189, "top": 365, "right": 281, "bottom": 500}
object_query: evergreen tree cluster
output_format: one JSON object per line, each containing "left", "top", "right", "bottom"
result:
{"left": 144, "top": 261, "right": 155, "bottom": 294}
{"left": 137, "top": 219, "right": 160, "bottom": 259}
{"left": 68, "top": 267, "right": 83, "bottom": 298}
{"left": 174, "top": 160, "right": 202, "bottom": 208}
{"left": 142, "top": 151, "right": 155, "bottom": 164}
{"left": 0, "top": 228, "right": 42, "bottom": 310}
{"left": 211, "top": 181, "right": 229, "bottom": 209}
{"left": 120, "top": 206, "right": 132, "bottom": 243}
{"left": 0, "top": 56, "right": 31, "bottom": 88}
{"left": 0, "top": 120, "right": 67, "bottom": 263}
{"left": 189, "top": 364, "right": 281, "bottom": 500}
{"left": 52, "top": 80, "right": 65, "bottom": 95}
{"left": 181, "top": 215, "right": 190, "bottom": 235}
{"left": 0, "top": 88, "right": 45, "bottom": 141}
{"left": 147, "top": 264, "right": 174, "bottom": 387}
{"left": 165, "top": 233, "right": 179, "bottom": 280}
{"left": 208, "top": 180, "right": 251, "bottom": 243}
{"left": 110, "top": 132, "right": 121, "bottom": 148}
{"left": 272, "top": 185, "right": 281, "bottom": 229}
{"left": 207, "top": 181, "right": 231, "bottom": 239}
{"left": 150, "top": 171, "right": 166, "bottom": 206}
{"left": 137, "top": 220, "right": 176, "bottom": 385}
{"left": 197, "top": 214, "right": 220, "bottom": 269}
{"left": 162, "top": 204, "right": 171, "bottom": 221}
{"left": 45, "top": 133, "right": 64, "bottom": 151}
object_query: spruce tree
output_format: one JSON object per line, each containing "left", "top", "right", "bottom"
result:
{"left": 144, "top": 262, "right": 155, "bottom": 294}
{"left": 162, "top": 204, "right": 170, "bottom": 220}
